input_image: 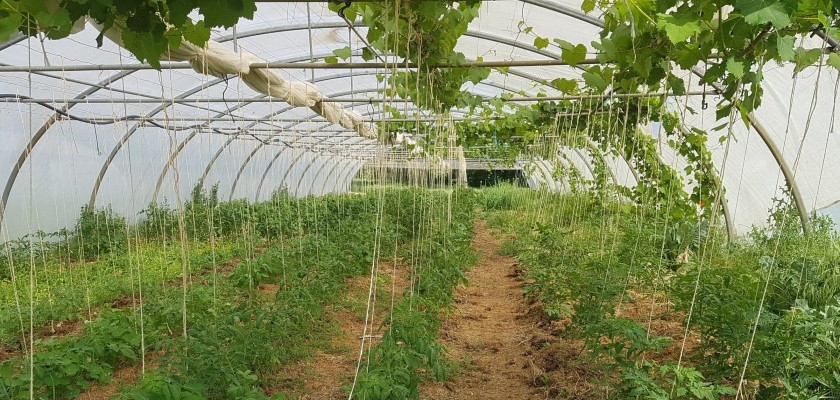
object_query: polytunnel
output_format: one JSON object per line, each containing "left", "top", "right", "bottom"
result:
{"left": 0, "top": 1, "right": 836, "bottom": 239}
{"left": 0, "top": 1, "right": 838, "bottom": 399}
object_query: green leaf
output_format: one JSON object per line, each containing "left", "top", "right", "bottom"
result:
{"left": 182, "top": 21, "right": 211, "bottom": 47}
{"left": 122, "top": 28, "right": 169, "bottom": 69}
{"left": 533, "top": 36, "right": 549, "bottom": 50}
{"left": 554, "top": 39, "right": 587, "bottom": 67}
{"left": 667, "top": 74, "right": 686, "bottom": 95}
{"left": 324, "top": 56, "right": 338, "bottom": 64}
{"left": 827, "top": 53, "right": 840, "bottom": 72}
{"left": 776, "top": 35, "right": 795, "bottom": 61}
{"left": 736, "top": 0, "right": 792, "bottom": 28}
{"left": 466, "top": 66, "right": 490, "bottom": 84}
{"left": 333, "top": 46, "right": 352, "bottom": 60}
{"left": 582, "top": 69, "right": 609, "bottom": 92}
{"left": 0, "top": 10, "right": 22, "bottom": 42}
{"left": 793, "top": 48, "right": 822, "bottom": 73}
{"left": 656, "top": 13, "right": 702, "bottom": 44}
{"left": 63, "top": 363, "right": 80, "bottom": 376}
{"left": 581, "top": 0, "right": 596, "bottom": 13}
{"left": 199, "top": 0, "right": 257, "bottom": 28}
{"left": 551, "top": 78, "right": 578, "bottom": 94}
{"left": 361, "top": 47, "right": 375, "bottom": 61}
{"left": 737, "top": 101, "right": 751, "bottom": 128}
{"left": 726, "top": 57, "right": 746, "bottom": 79}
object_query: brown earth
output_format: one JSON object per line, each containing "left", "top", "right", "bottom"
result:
{"left": 78, "top": 351, "right": 163, "bottom": 400}
{"left": 420, "top": 220, "right": 544, "bottom": 399}
{"left": 266, "top": 260, "right": 411, "bottom": 399}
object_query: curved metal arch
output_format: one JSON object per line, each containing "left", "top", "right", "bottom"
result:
{"left": 582, "top": 138, "right": 626, "bottom": 187}
{"left": 227, "top": 142, "right": 277, "bottom": 201}
{"left": 0, "top": 13, "right": 600, "bottom": 234}
{"left": 196, "top": 75, "right": 462, "bottom": 200}
{"left": 4, "top": 23, "right": 265, "bottom": 214}
{"left": 552, "top": 148, "right": 590, "bottom": 188}
{"left": 87, "top": 75, "right": 231, "bottom": 208}
{"left": 2, "top": 68, "right": 138, "bottom": 231}
{"left": 519, "top": 0, "right": 605, "bottom": 27}
{"left": 229, "top": 16, "right": 772, "bottom": 237}
{"left": 569, "top": 148, "right": 599, "bottom": 182}
{"left": 525, "top": 158, "right": 561, "bottom": 191}
{"left": 239, "top": 115, "right": 381, "bottom": 202}
{"left": 3, "top": 5, "right": 754, "bottom": 238}
{"left": 131, "top": 30, "right": 566, "bottom": 206}
{"left": 318, "top": 158, "right": 356, "bottom": 195}
{"left": 228, "top": 83, "right": 489, "bottom": 203}
{"left": 336, "top": 159, "right": 367, "bottom": 193}
{"left": 0, "top": 33, "right": 25, "bottom": 51}
{"left": 152, "top": 129, "right": 201, "bottom": 201}
{"left": 309, "top": 139, "right": 373, "bottom": 196}
{"left": 254, "top": 146, "right": 295, "bottom": 201}
{"left": 89, "top": 52, "right": 346, "bottom": 209}
{"left": 253, "top": 141, "right": 375, "bottom": 201}
{"left": 295, "top": 153, "right": 336, "bottom": 197}
{"left": 217, "top": 88, "right": 375, "bottom": 201}
{"left": 278, "top": 148, "right": 317, "bottom": 197}
{"left": 216, "top": 20, "right": 578, "bottom": 88}
{"left": 577, "top": 144, "right": 619, "bottom": 187}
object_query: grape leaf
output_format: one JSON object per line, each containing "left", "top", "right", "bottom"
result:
{"left": 551, "top": 78, "right": 577, "bottom": 94}
{"left": 466, "top": 66, "right": 490, "bottom": 84}
{"left": 182, "top": 20, "right": 210, "bottom": 47}
{"left": 199, "top": 0, "right": 256, "bottom": 28}
{"left": 361, "top": 46, "right": 375, "bottom": 61}
{"left": 793, "top": 48, "right": 821, "bottom": 73}
{"left": 775, "top": 35, "right": 795, "bottom": 61}
{"left": 167, "top": 0, "right": 196, "bottom": 27}
{"left": 554, "top": 39, "right": 587, "bottom": 67}
{"left": 0, "top": 10, "right": 22, "bottom": 41}
{"left": 533, "top": 36, "right": 549, "bottom": 50}
{"left": 726, "top": 57, "right": 746, "bottom": 79}
{"left": 324, "top": 56, "right": 338, "bottom": 64}
{"left": 827, "top": 53, "right": 840, "bottom": 72}
{"left": 656, "top": 13, "right": 702, "bottom": 43}
{"left": 333, "top": 46, "right": 352, "bottom": 60}
{"left": 122, "top": 28, "right": 169, "bottom": 68}
{"left": 736, "top": 0, "right": 792, "bottom": 28}
{"left": 582, "top": 69, "right": 609, "bottom": 92}
{"left": 667, "top": 74, "right": 686, "bottom": 95}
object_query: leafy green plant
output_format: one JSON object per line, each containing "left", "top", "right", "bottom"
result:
{"left": 0, "top": 309, "right": 154, "bottom": 399}
{"left": 70, "top": 205, "right": 128, "bottom": 261}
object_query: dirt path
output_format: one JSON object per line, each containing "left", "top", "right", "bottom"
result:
{"left": 421, "top": 220, "right": 541, "bottom": 399}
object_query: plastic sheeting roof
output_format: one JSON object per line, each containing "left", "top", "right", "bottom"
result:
{"left": 0, "top": 0, "right": 838, "bottom": 238}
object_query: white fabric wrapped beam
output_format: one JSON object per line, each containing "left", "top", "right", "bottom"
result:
{"left": 90, "top": 21, "right": 378, "bottom": 139}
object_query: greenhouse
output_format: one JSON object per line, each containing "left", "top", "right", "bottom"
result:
{"left": 0, "top": 0, "right": 838, "bottom": 398}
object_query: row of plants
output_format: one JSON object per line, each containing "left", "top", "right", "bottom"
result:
{"left": 116, "top": 187, "right": 475, "bottom": 400}
{"left": 0, "top": 239, "right": 243, "bottom": 348}
{"left": 1, "top": 186, "right": 476, "bottom": 399}
{"left": 351, "top": 190, "right": 478, "bottom": 399}
{"left": 0, "top": 183, "right": 370, "bottom": 349}
{"left": 481, "top": 184, "right": 839, "bottom": 399}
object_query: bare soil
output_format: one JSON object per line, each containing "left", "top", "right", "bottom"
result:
{"left": 266, "top": 261, "right": 410, "bottom": 399}
{"left": 421, "top": 220, "right": 543, "bottom": 399}
{"left": 78, "top": 352, "right": 162, "bottom": 400}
